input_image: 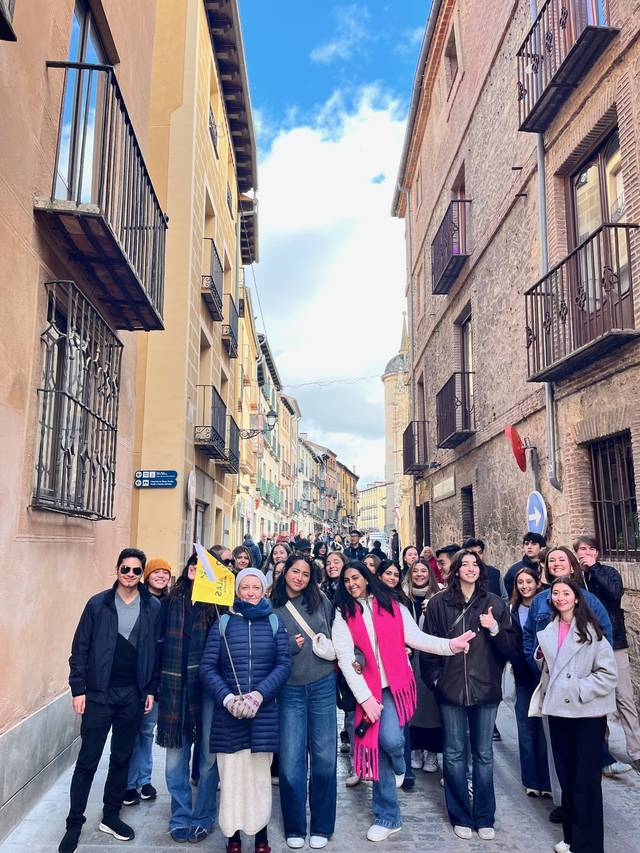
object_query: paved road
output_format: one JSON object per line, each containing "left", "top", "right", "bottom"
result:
{"left": 2, "top": 707, "right": 638, "bottom": 853}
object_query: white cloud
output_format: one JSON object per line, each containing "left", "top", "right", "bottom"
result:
{"left": 310, "top": 4, "right": 371, "bottom": 64}
{"left": 251, "top": 85, "right": 407, "bottom": 483}
{"left": 395, "top": 25, "right": 424, "bottom": 57}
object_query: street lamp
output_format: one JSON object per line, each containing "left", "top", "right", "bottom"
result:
{"left": 239, "top": 408, "right": 278, "bottom": 439}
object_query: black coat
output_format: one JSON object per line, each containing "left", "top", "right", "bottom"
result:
{"left": 344, "top": 544, "right": 369, "bottom": 561}
{"left": 370, "top": 546, "right": 388, "bottom": 561}
{"left": 584, "top": 562, "right": 627, "bottom": 650}
{"left": 420, "top": 587, "right": 515, "bottom": 707}
{"left": 69, "top": 583, "right": 162, "bottom": 698}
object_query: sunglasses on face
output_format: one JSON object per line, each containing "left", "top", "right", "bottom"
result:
{"left": 221, "top": 558, "right": 235, "bottom": 567}
{"left": 119, "top": 565, "right": 143, "bottom": 576}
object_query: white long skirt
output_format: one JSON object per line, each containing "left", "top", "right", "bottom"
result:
{"left": 217, "top": 750, "right": 273, "bottom": 837}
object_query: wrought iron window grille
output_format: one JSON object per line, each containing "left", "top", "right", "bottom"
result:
{"left": 32, "top": 280, "right": 123, "bottom": 520}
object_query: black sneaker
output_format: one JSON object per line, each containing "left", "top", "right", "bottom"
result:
{"left": 549, "top": 806, "right": 564, "bottom": 824}
{"left": 140, "top": 783, "right": 157, "bottom": 800}
{"left": 122, "top": 788, "right": 140, "bottom": 806}
{"left": 492, "top": 726, "right": 501, "bottom": 742}
{"left": 99, "top": 816, "right": 135, "bottom": 841}
{"left": 58, "top": 828, "right": 80, "bottom": 853}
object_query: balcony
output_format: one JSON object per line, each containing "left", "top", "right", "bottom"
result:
{"left": 36, "top": 62, "right": 167, "bottom": 330}
{"left": 516, "top": 1, "right": 618, "bottom": 133}
{"left": 403, "top": 421, "right": 429, "bottom": 473}
{"left": 208, "top": 106, "right": 219, "bottom": 156}
{"left": 525, "top": 223, "right": 640, "bottom": 381}
{"left": 222, "top": 293, "right": 239, "bottom": 357}
{"left": 0, "top": 0, "right": 16, "bottom": 40}
{"left": 194, "top": 385, "right": 227, "bottom": 459}
{"left": 201, "top": 238, "right": 223, "bottom": 321}
{"left": 218, "top": 416, "right": 240, "bottom": 474}
{"left": 431, "top": 200, "right": 472, "bottom": 295}
{"left": 436, "top": 372, "right": 476, "bottom": 449}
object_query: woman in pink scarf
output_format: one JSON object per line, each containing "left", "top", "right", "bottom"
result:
{"left": 332, "top": 560, "right": 474, "bottom": 842}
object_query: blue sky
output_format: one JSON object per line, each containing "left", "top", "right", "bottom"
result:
{"left": 236, "top": 2, "right": 431, "bottom": 485}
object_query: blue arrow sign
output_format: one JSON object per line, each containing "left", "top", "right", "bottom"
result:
{"left": 526, "top": 490, "right": 547, "bottom": 535}
{"left": 134, "top": 470, "right": 178, "bottom": 489}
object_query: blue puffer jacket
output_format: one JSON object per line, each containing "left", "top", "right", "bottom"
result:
{"left": 523, "top": 587, "right": 612, "bottom": 678}
{"left": 199, "top": 601, "right": 291, "bottom": 754}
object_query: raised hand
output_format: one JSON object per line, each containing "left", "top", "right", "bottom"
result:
{"left": 449, "top": 629, "right": 476, "bottom": 655}
{"left": 479, "top": 606, "right": 498, "bottom": 631}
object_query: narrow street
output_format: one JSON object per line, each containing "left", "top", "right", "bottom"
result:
{"left": 2, "top": 709, "right": 638, "bottom": 853}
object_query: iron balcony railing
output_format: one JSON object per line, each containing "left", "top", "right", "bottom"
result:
{"left": 41, "top": 61, "right": 167, "bottom": 330}
{"left": 431, "top": 200, "right": 472, "bottom": 294}
{"left": 208, "top": 106, "right": 219, "bottom": 156}
{"left": 201, "top": 238, "right": 223, "bottom": 321}
{"left": 194, "top": 385, "right": 227, "bottom": 458}
{"left": 516, "top": 0, "right": 618, "bottom": 133}
{"left": 227, "top": 184, "right": 234, "bottom": 217}
{"left": 403, "top": 421, "right": 429, "bottom": 474}
{"left": 436, "top": 372, "right": 476, "bottom": 449}
{"left": 222, "top": 293, "right": 239, "bottom": 357}
{"left": 219, "top": 416, "right": 240, "bottom": 473}
{"left": 525, "top": 223, "right": 640, "bottom": 381}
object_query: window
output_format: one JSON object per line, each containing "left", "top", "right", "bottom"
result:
{"left": 416, "top": 501, "right": 431, "bottom": 550}
{"left": 589, "top": 431, "right": 639, "bottom": 560}
{"left": 33, "top": 280, "right": 123, "bottom": 520}
{"left": 571, "top": 130, "right": 625, "bottom": 244}
{"left": 461, "top": 485, "right": 475, "bottom": 540}
{"left": 460, "top": 309, "right": 474, "bottom": 419}
{"left": 444, "top": 27, "right": 459, "bottom": 93}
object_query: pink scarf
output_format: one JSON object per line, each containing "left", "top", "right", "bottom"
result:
{"left": 346, "top": 598, "right": 416, "bottom": 780}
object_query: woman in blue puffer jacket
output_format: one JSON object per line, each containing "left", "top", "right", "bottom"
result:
{"left": 200, "top": 568, "right": 291, "bottom": 853}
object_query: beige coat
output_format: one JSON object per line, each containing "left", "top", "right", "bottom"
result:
{"left": 535, "top": 618, "right": 617, "bottom": 718}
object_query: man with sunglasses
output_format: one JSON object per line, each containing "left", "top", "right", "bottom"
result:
{"left": 58, "top": 548, "right": 162, "bottom": 853}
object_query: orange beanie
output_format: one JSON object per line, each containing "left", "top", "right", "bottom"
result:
{"left": 144, "top": 557, "right": 173, "bottom": 582}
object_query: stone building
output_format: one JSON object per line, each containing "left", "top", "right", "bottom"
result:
{"left": 132, "top": 0, "right": 258, "bottom": 564}
{"left": 357, "top": 482, "right": 387, "bottom": 533}
{"left": 393, "top": 0, "right": 640, "bottom": 686}
{"left": 336, "top": 460, "right": 360, "bottom": 532}
{"left": 0, "top": 0, "right": 166, "bottom": 836}
{"left": 382, "top": 319, "right": 413, "bottom": 548}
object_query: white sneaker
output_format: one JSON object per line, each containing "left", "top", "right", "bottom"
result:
{"left": 554, "top": 843, "right": 571, "bottom": 853}
{"left": 394, "top": 772, "right": 405, "bottom": 788}
{"left": 478, "top": 828, "right": 495, "bottom": 840}
{"left": 410, "top": 749, "right": 423, "bottom": 770}
{"left": 453, "top": 826, "right": 472, "bottom": 840}
{"left": 366, "top": 825, "right": 401, "bottom": 842}
{"left": 310, "top": 837, "right": 328, "bottom": 849}
{"left": 286, "top": 839, "right": 305, "bottom": 849}
{"left": 423, "top": 751, "right": 438, "bottom": 773}
{"left": 603, "top": 761, "right": 632, "bottom": 777}
{"left": 345, "top": 772, "right": 361, "bottom": 788}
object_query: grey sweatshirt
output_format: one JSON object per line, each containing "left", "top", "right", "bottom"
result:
{"left": 273, "top": 593, "right": 335, "bottom": 686}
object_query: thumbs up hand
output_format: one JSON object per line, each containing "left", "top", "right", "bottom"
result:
{"left": 479, "top": 606, "right": 498, "bottom": 631}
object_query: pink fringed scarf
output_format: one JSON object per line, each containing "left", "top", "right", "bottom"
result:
{"left": 346, "top": 598, "right": 416, "bottom": 781}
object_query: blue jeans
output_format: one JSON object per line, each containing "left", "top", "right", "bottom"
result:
{"left": 514, "top": 682, "right": 550, "bottom": 791}
{"left": 402, "top": 726, "right": 415, "bottom": 785}
{"left": 371, "top": 689, "right": 406, "bottom": 829}
{"left": 164, "top": 696, "right": 219, "bottom": 831}
{"left": 439, "top": 702, "right": 498, "bottom": 829}
{"left": 127, "top": 701, "right": 158, "bottom": 789}
{"left": 279, "top": 672, "right": 337, "bottom": 838}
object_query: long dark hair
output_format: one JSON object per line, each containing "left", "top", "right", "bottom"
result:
{"left": 313, "top": 541, "right": 328, "bottom": 561}
{"left": 549, "top": 576, "right": 604, "bottom": 644}
{"left": 271, "top": 554, "right": 323, "bottom": 614}
{"left": 510, "top": 566, "right": 541, "bottom": 608}
{"left": 262, "top": 541, "right": 292, "bottom": 572}
{"left": 401, "top": 544, "right": 419, "bottom": 572}
{"left": 334, "top": 560, "right": 396, "bottom": 619}
{"left": 447, "top": 549, "right": 488, "bottom": 605}
{"left": 541, "top": 546, "right": 585, "bottom": 587}
{"left": 169, "top": 553, "right": 198, "bottom": 600}
{"left": 376, "top": 559, "right": 411, "bottom": 606}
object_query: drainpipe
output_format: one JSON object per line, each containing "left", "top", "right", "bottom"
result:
{"left": 530, "top": 0, "right": 562, "bottom": 491}
{"left": 401, "top": 185, "right": 418, "bottom": 542}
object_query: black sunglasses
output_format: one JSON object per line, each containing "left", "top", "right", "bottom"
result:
{"left": 119, "top": 565, "right": 143, "bottom": 576}
{"left": 221, "top": 558, "right": 235, "bottom": 567}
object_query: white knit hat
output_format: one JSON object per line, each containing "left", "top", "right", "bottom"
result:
{"left": 235, "top": 567, "right": 268, "bottom": 594}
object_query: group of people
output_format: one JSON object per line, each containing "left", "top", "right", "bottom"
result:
{"left": 58, "top": 528, "right": 639, "bottom": 853}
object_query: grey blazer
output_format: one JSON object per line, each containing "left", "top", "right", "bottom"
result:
{"left": 535, "top": 618, "right": 617, "bottom": 719}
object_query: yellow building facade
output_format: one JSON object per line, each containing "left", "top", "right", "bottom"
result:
{"left": 336, "top": 461, "right": 359, "bottom": 532}
{"left": 357, "top": 482, "right": 387, "bottom": 533}
{"left": 132, "top": 0, "right": 258, "bottom": 565}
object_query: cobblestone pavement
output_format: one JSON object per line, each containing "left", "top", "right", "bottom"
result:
{"left": 2, "top": 707, "right": 639, "bottom": 853}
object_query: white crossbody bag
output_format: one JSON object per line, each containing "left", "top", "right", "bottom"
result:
{"left": 285, "top": 601, "right": 336, "bottom": 661}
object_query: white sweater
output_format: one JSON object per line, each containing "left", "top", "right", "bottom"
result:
{"left": 331, "top": 596, "right": 453, "bottom": 704}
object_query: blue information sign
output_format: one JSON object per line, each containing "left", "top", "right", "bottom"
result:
{"left": 526, "top": 490, "right": 547, "bottom": 535}
{"left": 134, "top": 470, "right": 178, "bottom": 489}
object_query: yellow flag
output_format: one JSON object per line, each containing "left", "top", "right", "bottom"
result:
{"left": 191, "top": 543, "right": 235, "bottom": 606}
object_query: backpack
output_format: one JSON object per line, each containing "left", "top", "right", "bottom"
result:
{"left": 218, "top": 612, "right": 279, "bottom": 638}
